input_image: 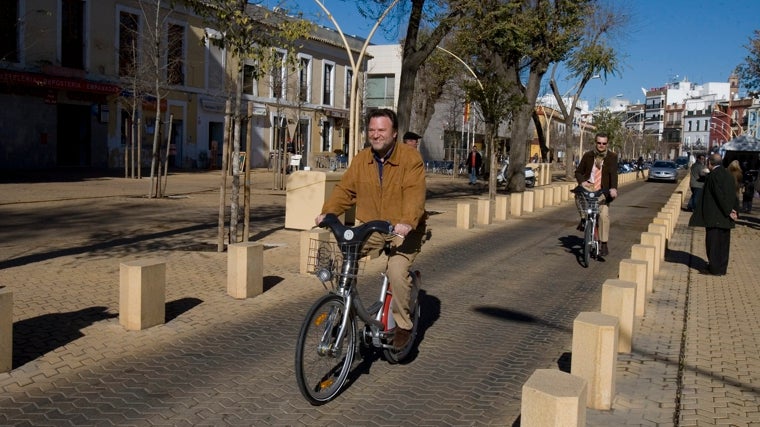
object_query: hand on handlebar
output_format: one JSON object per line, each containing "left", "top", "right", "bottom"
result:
{"left": 393, "top": 223, "right": 412, "bottom": 237}
{"left": 609, "top": 188, "right": 618, "bottom": 199}
{"left": 315, "top": 213, "right": 326, "bottom": 226}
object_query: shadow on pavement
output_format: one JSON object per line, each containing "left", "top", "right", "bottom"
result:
{"left": 166, "top": 297, "right": 203, "bottom": 323}
{"left": 13, "top": 306, "right": 118, "bottom": 368}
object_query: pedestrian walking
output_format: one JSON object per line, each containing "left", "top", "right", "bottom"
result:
{"left": 686, "top": 154, "right": 707, "bottom": 212}
{"left": 466, "top": 145, "right": 482, "bottom": 185}
{"left": 688, "top": 153, "right": 739, "bottom": 276}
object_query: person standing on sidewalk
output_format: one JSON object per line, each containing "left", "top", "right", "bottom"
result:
{"left": 574, "top": 132, "right": 619, "bottom": 257}
{"left": 315, "top": 108, "right": 426, "bottom": 350}
{"left": 466, "top": 145, "right": 482, "bottom": 185}
{"left": 688, "top": 153, "right": 739, "bottom": 276}
{"left": 686, "top": 154, "right": 707, "bottom": 212}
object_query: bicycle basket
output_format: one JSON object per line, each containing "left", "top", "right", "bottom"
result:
{"left": 307, "top": 238, "right": 364, "bottom": 289}
{"left": 576, "top": 192, "right": 600, "bottom": 216}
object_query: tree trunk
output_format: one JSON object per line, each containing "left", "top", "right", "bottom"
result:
{"left": 244, "top": 101, "right": 253, "bottom": 241}
{"left": 217, "top": 100, "right": 232, "bottom": 252}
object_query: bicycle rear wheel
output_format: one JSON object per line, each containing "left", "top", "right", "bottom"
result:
{"left": 582, "top": 219, "right": 593, "bottom": 267}
{"left": 295, "top": 294, "right": 357, "bottom": 405}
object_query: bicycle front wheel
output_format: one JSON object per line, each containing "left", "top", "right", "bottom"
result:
{"left": 583, "top": 219, "right": 593, "bottom": 267}
{"left": 295, "top": 294, "right": 357, "bottom": 405}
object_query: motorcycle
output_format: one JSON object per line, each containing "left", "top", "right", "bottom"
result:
{"left": 496, "top": 162, "right": 535, "bottom": 188}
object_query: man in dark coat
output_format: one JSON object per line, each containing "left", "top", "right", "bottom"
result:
{"left": 574, "top": 133, "right": 619, "bottom": 257}
{"left": 465, "top": 145, "right": 483, "bottom": 185}
{"left": 688, "top": 153, "right": 739, "bottom": 276}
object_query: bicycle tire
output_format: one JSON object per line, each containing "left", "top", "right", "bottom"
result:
{"left": 582, "top": 219, "right": 593, "bottom": 267}
{"left": 295, "top": 294, "right": 357, "bottom": 405}
{"left": 383, "top": 302, "right": 421, "bottom": 364}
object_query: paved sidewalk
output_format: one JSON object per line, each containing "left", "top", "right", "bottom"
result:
{"left": 588, "top": 197, "right": 760, "bottom": 426}
{"left": 1, "top": 169, "right": 759, "bottom": 425}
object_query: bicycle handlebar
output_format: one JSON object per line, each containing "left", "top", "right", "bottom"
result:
{"left": 318, "top": 213, "right": 394, "bottom": 245}
{"left": 572, "top": 186, "right": 612, "bottom": 199}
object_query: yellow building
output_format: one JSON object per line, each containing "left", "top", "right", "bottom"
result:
{"left": 0, "top": 0, "right": 365, "bottom": 170}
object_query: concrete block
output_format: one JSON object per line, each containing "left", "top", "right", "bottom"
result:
{"left": 553, "top": 186, "right": 563, "bottom": 205}
{"left": 562, "top": 183, "right": 572, "bottom": 202}
{"left": 0, "top": 288, "right": 11, "bottom": 372}
{"left": 656, "top": 213, "right": 673, "bottom": 237}
{"left": 227, "top": 242, "right": 264, "bottom": 299}
{"left": 619, "top": 259, "right": 648, "bottom": 316}
{"left": 300, "top": 229, "right": 331, "bottom": 275}
{"left": 522, "top": 191, "right": 535, "bottom": 213}
{"left": 648, "top": 223, "right": 668, "bottom": 256}
{"left": 285, "top": 171, "right": 346, "bottom": 230}
{"left": 631, "top": 245, "right": 656, "bottom": 293}
{"left": 544, "top": 186, "right": 555, "bottom": 207}
{"left": 457, "top": 202, "right": 474, "bottom": 229}
{"left": 534, "top": 188, "right": 545, "bottom": 210}
{"left": 511, "top": 194, "right": 523, "bottom": 217}
{"left": 119, "top": 259, "right": 166, "bottom": 331}
{"left": 601, "top": 279, "right": 636, "bottom": 353}
{"left": 476, "top": 199, "right": 491, "bottom": 225}
{"left": 653, "top": 217, "right": 671, "bottom": 239}
{"left": 495, "top": 195, "right": 509, "bottom": 221}
{"left": 521, "top": 369, "right": 587, "bottom": 427}
{"left": 640, "top": 232, "right": 663, "bottom": 274}
{"left": 571, "top": 312, "right": 619, "bottom": 410}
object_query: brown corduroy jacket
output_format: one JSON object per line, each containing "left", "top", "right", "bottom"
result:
{"left": 321, "top": 142, "right": 427, "bottom": 228}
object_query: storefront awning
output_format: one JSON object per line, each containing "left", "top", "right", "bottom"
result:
{"left": 0, "top": 69, "right": 121, "bottom": 95}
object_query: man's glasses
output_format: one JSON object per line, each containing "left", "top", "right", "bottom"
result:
{"left": 596, "top": 141, "right": 608, "bottom": 146}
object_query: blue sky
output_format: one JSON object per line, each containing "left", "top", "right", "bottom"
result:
{"left": 278, "top": 0, "right": 760, "bottom": 106}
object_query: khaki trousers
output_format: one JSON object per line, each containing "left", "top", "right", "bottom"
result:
{"left": 363, "top": 230, "right": 424, "bottom": 330}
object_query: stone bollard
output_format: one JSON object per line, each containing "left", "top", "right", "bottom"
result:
{"left": 640, "top": 232, "right": 663, "bottom": 274}
{"left": 533, "top": 188, "right": 545, "bottom": 210}
{"left": 631, "top": 244, "right": 656, "bottom": 293}
{"left": 619, "top": 259, "right": 648, "bottom": 316}
{"left": 521, "top": 369, "right": 587, "bottom": 427}
{"left": 563, "top": 183, "right": 572, "bottom": 202}
{"left": 119, "top": 259, "right": 166, "bottom": 331}
{"left": 300, "top": 229, "right": 331, "bottom": 275}
{"left": 495, "top": 195, "right": 509, "bottom": 221}
{"left": 656, "top": 212, "right": 673, "bottom": 238}
{"left": 544, "top": 186, "right": 555, "bottom": 207}
{"left": 522, "top": 191, "right": 535, "bottom": 213}
{"left": 0, "top": 288, "right": 11, "bottom": 372}
{"left": 477, "top": 199, "right": 492, "bottom": 225}
{"left": 227, "top": 242, "right": 264, "bottom": 299}
{"left": 571, "top": 312, "right": 619, "bottom": 410}
{"left": 553, "top": 186, "right": 563, "bottom": 205}
{"left": 653, "top": 217, "right": 671, "bottom": 240}
{"left": 457, "top": 202, "right": 474, "bottom": 229}
{"left": 601, "top": 279, "right": 636, "bottom": 353}
{"left": 648, "top": 223, "right": 668, "bottom": 257}
{"left": 511, "top": 194, "right": 524, "bottom": 217}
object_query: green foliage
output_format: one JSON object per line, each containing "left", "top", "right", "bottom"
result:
{"left": 735, "top": 29, "right": 760, "bottom": 97}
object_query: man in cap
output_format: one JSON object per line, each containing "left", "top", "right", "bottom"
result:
{"left": 403, "top": 131, "right": 422, "bottom": 149}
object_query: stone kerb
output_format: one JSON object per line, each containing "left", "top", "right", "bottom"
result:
{"left": 119, "top": 259, "right": 166, "bottom": 331}
{"left": 571, "top": 312, "right": 619, "bottom": 410}
{"left": 630, "top": 244, "right": 656, "bottom": 293}
{"left": 619, "top": 259, "right": 648, "bottom": 317}
{"left": 227, "top": 242, "right": 264, "bottom": 299}
{"left": 0, "top": 288, "right": 11, "bottom": 372}
{"left": 640, "top": 232, "right": 663, "bottom": 274}
{"left": 521, "top": 369, "right": 587, "bottom": 427}
{"left": 495, "top": 195, "right": 509, "bottom": 221}
{"left": 457, "top": 202, "right": 474, "bottom": 229}
{"left": 477, "top": 199, "right": 492, "bottom": 225}
{"left": 600, "top": 279, "right": 636, "bottom": 353}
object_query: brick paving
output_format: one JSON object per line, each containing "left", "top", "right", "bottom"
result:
{"left": 1, "top": 169, "right": 759, "bottom": 425}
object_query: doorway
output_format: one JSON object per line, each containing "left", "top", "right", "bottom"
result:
{"left": 57, "top": 104, "right": 91, "bottom": 166}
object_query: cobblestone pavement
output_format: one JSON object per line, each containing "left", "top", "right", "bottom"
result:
{"left": 1, "top": 169, "right": 759, "bottom": 426}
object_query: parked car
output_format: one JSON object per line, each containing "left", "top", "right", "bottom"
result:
{"left": 675, "top": 156, "right": 689, "bottom": 170}
{"left": 647, "top": 160, "right": 678, "bottom": 182}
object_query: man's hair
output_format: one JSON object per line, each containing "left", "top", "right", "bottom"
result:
{"left": 595, "top": 132, "right": 609, "bottom": 140}
{"left": 708, "top": 153, "right": 722, "bottom": 167}
{"left": 367, "top": 108, "right": 398, "bottom": 130}
{"left": 697, "top": 154, "right": 705, "bottom": 161}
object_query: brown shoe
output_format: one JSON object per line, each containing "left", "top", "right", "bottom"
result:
{"left": 392, "top": 327, "right": 412, "bottom": 350}
{"left": 600, "top": 242, "right": 609, "bottom": 257}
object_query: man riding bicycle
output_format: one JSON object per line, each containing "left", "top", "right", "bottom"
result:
{"left": 315, "top": 108, "right": 426, "bottom": 350}
{"left": 574, "top": 132, "right": 619, "bottom": 257}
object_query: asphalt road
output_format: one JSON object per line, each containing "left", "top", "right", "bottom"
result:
{"left": 0, "top": 173, "right": 676, "bottom": 426}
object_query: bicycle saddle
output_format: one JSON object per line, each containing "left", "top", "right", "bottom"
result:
{"left": 318, "top": 213, "right": 394, "bottom": 245}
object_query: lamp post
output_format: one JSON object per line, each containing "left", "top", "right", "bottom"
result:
{"left": 313, "top": 0, "right": 400, "bottom": 163}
